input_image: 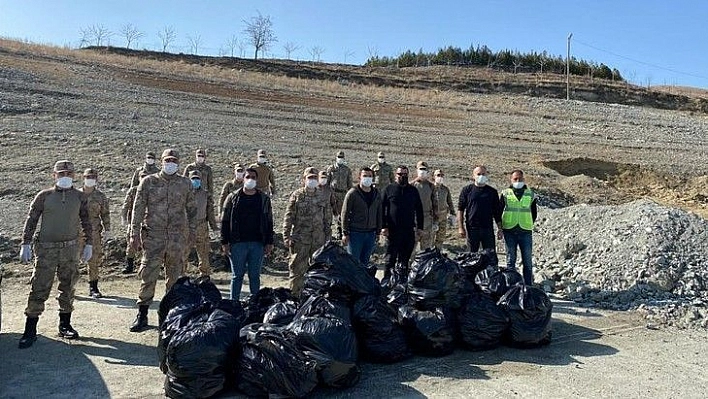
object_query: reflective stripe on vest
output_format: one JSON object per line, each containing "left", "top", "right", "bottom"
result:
{"left": 501, "top": 188, "right": 534, "bottom": 230}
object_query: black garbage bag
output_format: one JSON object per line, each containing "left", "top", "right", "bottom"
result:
{"left": 456, "top": 292, "right": 510, "bottom": 351}
{"left": 215, "top": 299, "right": 246, "bottom": 325}
{"left": 398, "top": 305, "right": 456, "bottom": 357}
{"left": 159, "top": 276, "right": 223, "bottom": 326}
{"left": 407, "top": 248, "right": 463, "bottom": 310}
{"left": 475, "top": 267, "right": 523, "bottom": 301}
{"left": 159, "top": 304, "right": 212, "bottom": 374}
{"left": 263, "top": 301, "right": 298, "bottom": 326}
{"left": 385, "top": 284, "right": 408, "bottom": 314}
{"left": 164, "top": 308, "right": 241, "bottom": 399}
{"left": 237, "top": 323, "right": 318, "bottom": 398}
{"left": 352, "top": 295, "right": 411, "bottom": 363}
{"left": 301, "top": 241, "right": 381, "bottom": 304}
{"left": 455, "top": 249, "right": 498, "bottom": 282}
{"left": 497, "top": 285, "right": 553, "bottom": 348}
{"left": 295, "top": 295, "right": 352, "bottom": 324}
{"left": 242, "top": 287, "right": 294, "bottom": 324}
{"left": 288, "top": 314, "right": 360, "bottom": 388}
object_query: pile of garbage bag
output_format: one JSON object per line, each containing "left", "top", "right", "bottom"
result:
{"left": 158, "top": 243, "right": 553, "bottom": 398}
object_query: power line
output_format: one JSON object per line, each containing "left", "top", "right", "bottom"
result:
{"left": 573, "top": 38, "right": 708, "bottom": 82}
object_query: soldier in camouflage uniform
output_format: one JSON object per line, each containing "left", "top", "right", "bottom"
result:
{"left": 249, "top": 149, "right": 276, "bottom": 196}
{"left": 326, "top": 150, "right": 353, "bottom": 239}
{"left": 18, "top": 160, "right": 93, "bottom": 348}
{"left": 129, "top": 151, "right": 160, "bottom": 188}
{"left": 316, "top": 170, "right": 337, "bottom": 239}
{"left": 218, "top": 162, "right": 245, "bottom": 214}
{"left": 371, "top": 151, "right": 394, "bottom": 193}
{"left": 183, "top": 148, "right": 214, "bottom": 197}
{"left": 411, "top": 161, "right": 439, "bottom": 252}
{"left": 79, "top": 168, "right": 111, "bottom": 298}
{"left": 432, "top": 169, "right": 455, "bottom": 250}
{"left": 129, "top": 149, "right": 197, "bottom": 332}
{"left": 283, "top": 167, "right": 328, "bottom": 296}
{"left": 187, "top": 170, "right": 218, "bottom": 276}
{"left": 121, "top": 171, "right": 148, "bottom": 274}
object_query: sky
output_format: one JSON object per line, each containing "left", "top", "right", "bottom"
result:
{"left": 1, "top": 0, "right": 707, "bottom": 88}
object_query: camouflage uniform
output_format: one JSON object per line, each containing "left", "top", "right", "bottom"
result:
{"left": 283, "top": 168, "right": 328, "bottom": 296}
{"left": 433, "top": 182, "right": 455, "bottom": 250}
{"left": 131, "top": 168, "right": 197, "bottom": 306}
{"left": 249, "top": 163, "right": 276, "bottom": 195}
{"left": 121, "top": 186, "right": 140, "bottom": 260}
{"left": 129, "top": 156, "right": 160, "bottom": 188}
{"left": 22, "top": 174, "right": 92, "bottom": 318}
{"left": 412, "top": 172, "right": 439, "bottom": 251}
{"left": 79, "top": 186, "right": 110, "bottom": 282}
{"left": 187, "top": 171, "right": 218, "bottom": 276}
{"left": 317, "top": 171, "right": 337, "bottom": 239}
{"left": 371, "top": 160, "right": 394, "bottom": 193}
{"left": 326, "top": 151, "right": 353, "bottom": 237}
{"left": 183, "top": 162, "right": 214, "bottom": 197}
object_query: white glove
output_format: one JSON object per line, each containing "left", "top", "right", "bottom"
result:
{"left": 20, "top": 244, "right": 32, "bottom": 263}
{"left": 432, "top": 223, "right": 439, "bottom": 232}
{"left": 81, "top": 245, "right": 93, "bottom": 263}
{"left": 102, "top": 230, "right": 111, "bottom": 244}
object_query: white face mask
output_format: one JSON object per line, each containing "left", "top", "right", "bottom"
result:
{"left": 145, "top": 158, "right": 155, "bottom": 165}
{"left": 196, "top": 156, "right": 205, "bottom": 164}
{"left": 512, "top": 181, "right": 525, "bottom": 189}
{"left": 257, "top": 157, "right": 267, "bottom": 164}
{"left": 361, "top": 177, "right": 373, "bottom": 187}
{"left": 306, "top": 179, "right": 319, "bottom": 189}
{"left": 319, "top": 178, "right": 328, "bottom": 186}
{"left": 84, "top": 179, "right": 97, "bottom": 187}
{"left": 244, "top": 178, "right": 257, "bottom": 190}
{"left": 56, "top": 176, "right": 73, "bottom": 189}
{"left": 235, "top": 171, "right": 244, "bottom": 179}
{"left": 378, "top": 157, "right": 385, "bottom": 163}
{"left": 435, "top": 177, "right": 444, "bottom": 185}
{"left": 163, "top": 162, "right": 179, "bottom": 175}
{"left": 475, "top": 175, "right": 489, "bottom": 186}
{"left": 417, "top": 170, "right": 429, "bottom": 178}
{"left": 336, "top": 157, "right": 345, "bottom": 165}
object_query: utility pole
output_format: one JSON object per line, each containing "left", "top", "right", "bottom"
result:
{"left": 567, "top": 33, "right": 573, "bottom": 100}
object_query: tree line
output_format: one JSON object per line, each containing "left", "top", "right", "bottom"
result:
{"left": 365, "top": 45, "right": 623, "bottom": 82}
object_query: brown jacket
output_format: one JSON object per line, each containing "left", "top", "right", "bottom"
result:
{"left": 341, "top": 186, "right": 382, "bottom": 235}
{"left": 412, "top": 178, "right": 439, "bottom": 228}
{"left": 249, "top": 163, "right": 276, "bottom": 195}
{"left": 22, "top": 186, "right": 92, "bottom": 245}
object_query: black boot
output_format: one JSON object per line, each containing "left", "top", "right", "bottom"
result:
{"left": 18, "top": 316, "right": 39, "bottom": 349}
{"left": 58, "top": 312, "right": 79, "bottom": 339}
{"left": 129, "top": 305, "right": 149, "bottom": 332}
{"left": 89, "top": 280, "right": 103, "bottom": 299}
{"left": 122, "top": 257, "right": 135, "bottom": 274}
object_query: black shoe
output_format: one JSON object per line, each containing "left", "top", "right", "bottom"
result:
{"left": 89, "top": 280, "right": 103, "bottom": 298}
{"left": 18, "top": 317, "right": 39, "bottom": 349}
{"left": 129, "top": 305, "right": 149, "bottom": 332}
{"left": 58, "top": 313, "right": 79, "bottom": 339}
{"left": 122, "top": 258, "right": 135, "bottom": 274}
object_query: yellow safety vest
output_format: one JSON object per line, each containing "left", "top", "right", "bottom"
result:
{"left": 501, "top": 188, "right": 534, "bottom": 231}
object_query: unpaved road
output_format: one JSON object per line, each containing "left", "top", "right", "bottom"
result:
{"left": 1, "top": 271, "right": 707, "bottom": 399}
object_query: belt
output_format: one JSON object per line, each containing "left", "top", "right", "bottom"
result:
{"left": 36, "top": 239, "right": 78, "bottom": 248}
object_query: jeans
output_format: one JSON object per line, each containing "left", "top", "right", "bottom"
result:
{"left": 229, "top": 241, "right": 264, "bottom": 300}
{"left": 503, "top": 229, "right": 533, "bottom": 285}
{"left": 466, "top": 227, "right": 496, "bottom": 252}
{"left": 346, "top": 230, "right": 377, "bottom": 265}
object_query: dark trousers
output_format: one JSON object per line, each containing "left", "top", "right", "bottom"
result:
{"left": 466, "top": 226, "right": 495, "bottom": 252}
{"left": 384, "top": 227, "right": 416, "bottom": 276}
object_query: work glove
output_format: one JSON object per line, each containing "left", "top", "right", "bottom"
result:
{"left": 81, "top": 245, "right": 93, "bottom": 263}
{"left": 102, "top": 230, "right": 111, "bottom": 244}
{"left": 20, "top": 244, "right": 32, "bottom": 263}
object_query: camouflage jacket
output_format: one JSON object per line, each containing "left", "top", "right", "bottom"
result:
{"left": 130, "top": 171, "right": 197, "bottom": 236}
{"left": 371, "top": 161, "right": 394, "bottom": 191}
{"left": 249, "top": 163, "right": 276, "bottom": 195}
{"left": 435, "top": 183, "right": 455, "bottom": 218}
{"left": 219, "top": 179, "right": 240, "bottom": 212}
{"left": 326, "top": 164, "right": 353, "bottom": 194}
{"left": 194, "top": 187, "right": 217, "bottom": 229}
{"left": 283, "top": 188, "right": 327, "bottom": 245}
{"left": 129, "top": 163, "right": 160, "bottom": 188}
{"left": 183, "top": 162, "right": 214, "bottom": 196}
{"left": 412, "top": 178, "right": 439, "bottom": 227}
{"left": 80, "top": 187, "right": 111, "bottom": 234}
{"left": 22, "top": 186, "right": 92, "bottom": 245}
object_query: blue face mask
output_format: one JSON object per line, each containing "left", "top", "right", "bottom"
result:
{"left": 191, "top": 179, "right": 201, "bottom": 189}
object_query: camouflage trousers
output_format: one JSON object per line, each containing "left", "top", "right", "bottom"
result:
{"left": 186, "top": 221, "right": 211, "bottom": 276}
{"left": 125, "top": 228, "right": 141, "bottom": 260}
{"left": 137, "top": 230, "right": 187, "bottom": 306}
{"left": 434, "top": 220, "right": 449, "bottom": 250}
{"left": 25, "top": 241, "right": 80, "bottom": 317}
{"left": 80, "top": 231, "right": 103, "bottom": 281}
{"left": 334, "top": 192, "right": 346, "bottom": 239}
{"left": 288, "top": 241, "right": 321, "bottom": 297}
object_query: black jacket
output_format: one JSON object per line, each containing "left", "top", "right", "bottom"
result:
{"left": 382, "top": 183, "right": 424, "bottom": 230}
{"left": 220, "top": 188, "right": 274, "bottom": 245}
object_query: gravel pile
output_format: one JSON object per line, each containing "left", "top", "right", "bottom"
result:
{"left": 534, "top": 199, "right": 708, "bottom": 328}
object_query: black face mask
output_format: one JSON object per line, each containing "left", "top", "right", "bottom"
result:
{"left": 396, "top": 174, "right": 409, "bottom": 185}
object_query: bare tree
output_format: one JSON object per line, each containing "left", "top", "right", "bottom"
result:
{"left": 157, "top": 25, "right": 177, "bottom": 52}
{"left": 187, "top": 34, "right": 202, "bottom": 54}
{"left": 538, "top": 59, "right": 547, "bottom": 74}
{"left": 367, "top": 45, "right": 378, "bottom": 59}
{"left": 225, "top": 35, "right": 239, "bottom": 57}
{"left": 81, "top": 25, "right": 112, "bottom": 47}
{"left": 237, "top": 40, "right": 246, "bottom": 58}
{"left": 309, "top": 46, "right": 325, "bottom": 62}
{"left": 120, "top": 23, "right": 143, "bottom": 49}
{"left": 343, "top": 48, "right": 355, "bottom": 64}
{"left": 243, "top": 12, "right": 277, "bottom": 59}
{"left": 79, "top": 27, "right": 92, "bottom": 48}
{"left": 512, "top": 59, "right": 522, "bottom": 74}
{"left": 283, "top": 42, "right": 300, "bottom": 59}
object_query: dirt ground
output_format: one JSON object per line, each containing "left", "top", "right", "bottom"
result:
{"left": 1, "top": 270, "right": 707, "bottom": 399}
